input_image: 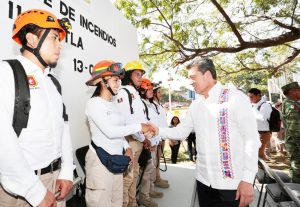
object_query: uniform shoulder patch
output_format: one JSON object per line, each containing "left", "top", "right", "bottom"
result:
{"left": 27, "top": 75, "right": 38, "bottom": 88}
{"left": 117, "top": 98, "right": 123, "bottom": 103}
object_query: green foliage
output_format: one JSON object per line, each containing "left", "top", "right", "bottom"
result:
{"left": 139, "top": 18, "right": 151, "bottom": 28}
{"left": 159, "top": 87, "right": 188, "bottom": 103}
{"left": 115, "top": 0, "right": 300, "bottom": 79}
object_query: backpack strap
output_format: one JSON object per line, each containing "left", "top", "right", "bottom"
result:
{"left": 4, "top": 59, "right": 31, "bottom": 137}
{"left": 122, "top": 88, "right": 134, "bottom": 114}
{"left": 152, "top": 102, "right": 160, "bottom": 115}
{"left": 141, "top": 100, "right": 150, "bottom": 121}
{"left": 48, "top": 74, "right": 68, "bottom": 122}
{"left": 257, "top": 101, "right": 270, "bottom": 111}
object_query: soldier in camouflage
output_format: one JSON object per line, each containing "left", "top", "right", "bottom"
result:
{"left": 281, "top": 82, "right": 300, "bottom": 183}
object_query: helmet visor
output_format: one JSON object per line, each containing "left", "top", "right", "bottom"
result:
{"left": 86, "top": 62, "right": 124, "bottom": 86}
{"left": 58, "top": 18, "right": 72, "bottom": 32}
{"left": 107, "top": 63, "right": 125, "bottom": 77}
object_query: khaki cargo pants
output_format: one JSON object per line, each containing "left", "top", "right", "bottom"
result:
{"left": 85, "top": 149, "right": 123, "bottom": 207}
{"left": 123, "top": 137, "right": 143, "bottom": 207}
{"left": 0, "top": 170, "right": 65, "bottom": 207}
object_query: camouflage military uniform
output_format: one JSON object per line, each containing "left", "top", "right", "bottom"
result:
{"left": 282, "top": 97, "right": 300, "bottom": 183}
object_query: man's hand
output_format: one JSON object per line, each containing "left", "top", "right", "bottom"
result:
{"left": 147, "top": 122, "right": 159, "bottom": 135}
{"left": 144, "top": 131, "right": 154, "bottom": 139}
{"left": 38, "top": 190, "right": 56, "bottom": 207}
{"left": 142, "top": 138, "right": 151, "bottom": 149}
{"left": 235, "top": 181, "right": 254, "bottom": 207}
{"left": 55, "top": 179, "right": 73, "bottom": 201}
{"left": 141, "top": 123, "right": 155, "bottom": 136}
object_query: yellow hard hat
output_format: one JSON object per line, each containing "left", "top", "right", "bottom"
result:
{"left": 124, "top": 60, "right": 146, "bottom": 74}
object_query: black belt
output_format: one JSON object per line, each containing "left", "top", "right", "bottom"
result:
{"left": 34, "top": 158, "right": 61, "bottom": 175}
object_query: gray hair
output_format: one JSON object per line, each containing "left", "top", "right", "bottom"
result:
{"left": 186, "top": 57, "right": 217, "bottom": 80}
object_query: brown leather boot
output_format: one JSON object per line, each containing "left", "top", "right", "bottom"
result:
{"left": 154, "top": 180, "right": 169, "bottom": 188}
{"left": 150, "top": 191, "right": 163, "bottom": 198}
{"left": 139, "top": 197, "right": 158, "bottom": 207}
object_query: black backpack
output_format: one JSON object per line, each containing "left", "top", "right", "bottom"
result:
{"left": 4, "top": 59, "right": 68, "bottom": 137}
{"left": 258, "top": 102, "right": 281, "bottom": 132}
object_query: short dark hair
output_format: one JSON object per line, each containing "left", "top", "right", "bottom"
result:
{"left": 187, "top": 57, "right": 217, "bottom": 80}
{"left": 16, "top": 24, "right": 43, "bottom": 47}
{"left": 121, "top": 71, "right": 133, "bottom": 86}
{"left": 139, "top": 88, "right": 147, "bottom": 99}
{"left": 248, "top": 88, "right": 261, "bottom": 96}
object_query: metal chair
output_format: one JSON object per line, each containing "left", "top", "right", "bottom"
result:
{"left": 261, "top": 160, "right": 300, "bottom": 207}
{"left": 75, "top": 145, "right": 89, "bottom": 175}
{"left": 279, "top": 201, "right": 298, "bottom": 207}
{"left": 66, "top": 145, "right": 89, "bottom": 207}
{"left": 253, "top": 158, "right": 291, "bottom": 207}
{"left": 272, "top": 170, "right": 300, "bottom": 207}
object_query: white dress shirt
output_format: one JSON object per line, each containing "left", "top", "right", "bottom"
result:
{"left": 252, "top": 99, "right": 272, "bottom": 131}
{"left": 159, "top": 82, "right": 260, "bottom": 190}
{"left": 114, "top": 85, "right": 147, "bottom": 142}
{"left": 0, "top": 55, "right": 74, "bottom": 206}
{"left": 85, "top": 97, "right": 142, "bottom": 155}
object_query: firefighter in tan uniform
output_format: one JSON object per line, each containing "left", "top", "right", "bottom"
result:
{"left": 0, "top": 9, "right": 74, "bottom": 207}
{"left": 138, "top": 78, "right": 163, "bottom": 207}
{"left": 115, "top": 61, "right": 151, "bottom": 207}
{"left": 84, "top": 60, "right": 153, "bottom": 207}
{"left": 151, "top": 84, "right": 169, "bottom": 189}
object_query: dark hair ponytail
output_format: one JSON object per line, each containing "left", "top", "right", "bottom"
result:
{"left": 91, "top": 82, "right": 102, "bottom": 98}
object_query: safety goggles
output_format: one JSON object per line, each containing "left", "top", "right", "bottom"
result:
{"left": 59, "top": 18, "right": 72, "bottom": 31}
{"left": 153, "top": 82, "right": 161, "bottom": 90}
{"left": 104, "top": 63, "right": 125, "bottom": 77}
{"left": 92, "top": 63, "right": 125, "bottom": 77}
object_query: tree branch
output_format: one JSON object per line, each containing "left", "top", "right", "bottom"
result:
{"left": 140, "top": 50, "right": 173, "bottom": 57}
{"left": 263, "top": 16, "right": 299, "bottom": 31}
{"left": 271, "top": 48, "right": 300, "bottom": 75}
{"left": 291, "top": 0, "right": 298, "bottom": 26}
{"left": 149, "top": 0, "right": 173, "bottom": 35}
{"left": 173, "top": 29, "right": 300, "bottom": 65}
{"left": 210, "top": 0, "right": 245, "bottom": 44}
{"left": 217, "top": 49, "right": 300, "bottom": 76}
{"left": 149, "top": 22, "right": 170, "bottom": 29}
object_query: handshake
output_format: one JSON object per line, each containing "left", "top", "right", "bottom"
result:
{"left": 141, "top": 123, "right": 158, "bottom": 139}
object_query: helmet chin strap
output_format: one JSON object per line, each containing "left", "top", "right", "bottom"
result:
{"left": 23, "top": 29, "right": 50, "bottom": 68}
{"left": 103, "top": 79, "right": 116, "bottom": 96}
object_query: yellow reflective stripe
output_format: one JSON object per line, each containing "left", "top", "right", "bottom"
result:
{"left": 94, "top": 66, "right": 108, "bottom": 72}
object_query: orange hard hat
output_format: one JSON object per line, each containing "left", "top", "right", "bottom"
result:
{"left": 140, "top": 78, "right": 153, "bottom": 90}
{"left": 86, "top": 60, "right": 124, "bottom": 86}
{"left": 12, "top": 9, "right": 70, "bottom": 45}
